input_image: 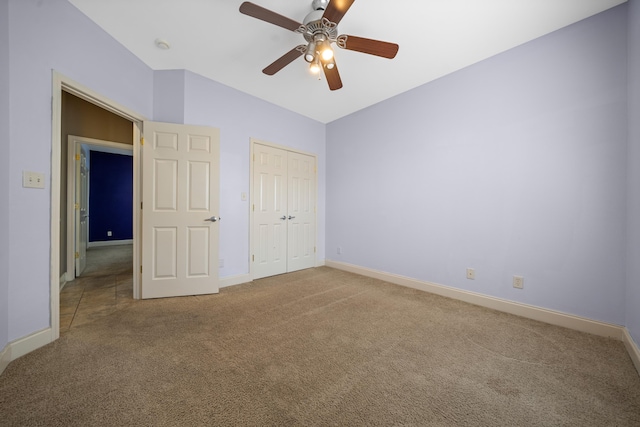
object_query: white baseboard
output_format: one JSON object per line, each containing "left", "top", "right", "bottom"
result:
{"left": 10, "top": 328, "right": 52, "bottom": 360}
{"left": 59, "top": 273, "right": 67, "bottom": 291}
{"left": 316, "top": 259, "right": 326, "bottom": 267}
{"left": 220, "top": 274, "right": 251, "bottom": 289}
{"left": 623, "top": 328, "right": 640, "bottom": 376}
{"left": 0, "top": 328, "right": 53, "bottom": 376}
{"left": 0, "top": 343, "right": 11, "bottom": 376}
{"left": 88, "top": 239, "right": 133, "bottom": 248}
{"left": 326, "top": 260, "right": 624, "bottom": 340}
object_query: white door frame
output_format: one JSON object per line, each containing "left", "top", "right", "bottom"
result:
{"left": 249, "top": 138, "right": 318, "bottom": 280}
{"left": 66, "top": 136, "right": 133, "bottom": 282}
{"left": 51, "top": 71, "right": 145, "bottom": 341}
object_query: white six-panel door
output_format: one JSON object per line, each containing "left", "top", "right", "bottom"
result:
{"left": 287, "top": 151, "right": 316, "bottom": 273}
{"left": 142, "top": 121, "right": 220, "bottom": 299}
{"left": 252, "top": 142, "right": 316, "bottom": 280}
{"left": 253, "top": 144, "right": 289, "bottom": 279}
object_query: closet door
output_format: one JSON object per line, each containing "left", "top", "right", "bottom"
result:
{"left": 251, "top": 142, "right": 317, "bottom": 280}
{"left": 287, "top": 151, "right": 316, "bottom": 272}
{"left": 253, "top": 144, "right": 288, "bottom": 279}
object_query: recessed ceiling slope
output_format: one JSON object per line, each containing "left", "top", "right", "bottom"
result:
{"left": 68, "top": 0, "right": 626, "bottom": 123}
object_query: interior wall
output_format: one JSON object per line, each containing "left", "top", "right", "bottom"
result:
{"left": 88, "top": 151, "right": 133, "bottom": 242}
{"left": 153, "top": 70, "right": 185, "bottom": 124}
{"left": 326, "top": 5, "right": 628, "bottom": 326}
{"left": 60, "top": 91, "right": 133, "bottom": 276}
{"left": 7, "top": 0, "right": 153, "bottom": 342}
{"left": 153, "top": 70, "right": 326, "bottom": 279}
{"left": 0, "top": 0, "right": 10, "bottom": 351}
{"left": 627, "top": 0, "right": 640, "bottom": 345}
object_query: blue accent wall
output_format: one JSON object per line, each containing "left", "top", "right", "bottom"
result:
{"left": 88, "top": 151, "right": 133, "bottom": 242}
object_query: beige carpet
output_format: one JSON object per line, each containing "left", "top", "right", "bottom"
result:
{"left": 1, "top": 267, "right": 639, "bottom": 426}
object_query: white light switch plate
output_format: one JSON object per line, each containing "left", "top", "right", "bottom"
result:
{"left": 23, "top": 171, "right": 45, "bottom": 189}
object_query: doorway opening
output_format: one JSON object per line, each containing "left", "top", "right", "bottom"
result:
{"left": 61, "top": 136, "right": 134, "bottom": 332}
{"left": 51, "top": 72, "right": 143, "bottom": 341}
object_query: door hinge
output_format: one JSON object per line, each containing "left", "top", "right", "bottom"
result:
{"left": 252, "top": 204, "right": 255, "bottom": 212}
{"left": 75, "top": 252, "right": 79, "bottom": 259}
{"left": 314, "top": 246, "right": 316, "bottom": 253}
{"left": 252, "top": 254, "right": 255, "bottom": 262}
{"left": 140, "top": 137, "right": 145, "bottom": 146}
{"left": 74, "top": 203, "right": 79, "bottom": 210}
{"left": 141, "top": 202, "right": 143, "bottom": 209}
{"left": 75, "top": 154, "right": 81, "bottom": 161}
{"left": 140, "top": 266, "right": 142, "bottom": 274}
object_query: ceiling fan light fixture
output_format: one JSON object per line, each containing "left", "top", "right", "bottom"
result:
{"left": 239, "top": 0, "right": 399, "bottom": 91}
{"left": 309, "top": 60, "right": 321, "bottom": 74}
{"left": 320, "top": 43, "right": 334, "bottom": 61}
{"left": 304, "top": 41, "right": 317, "bottom": 63}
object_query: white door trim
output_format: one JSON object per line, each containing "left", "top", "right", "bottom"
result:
{"left": 51, "top": 71, "right": 145, "bottom": 342}
{"left": 66, "top": 135, "right": 133, "bottom": 282}
{"left": 249, "top": 138, "right": 318, "bottom": 280}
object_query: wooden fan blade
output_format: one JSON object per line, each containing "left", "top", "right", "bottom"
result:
{"left": 340, "top": 35, "right": 399, "bottom": 59}
{"left": 263, "top": 46, "right": 305, "bottom": 75}
{"left": 239, "top": 2, "right": 302, "bottom": 32}
{"left": 323, "top": 61, "right": 343, "bottom": 91}
{"left": 322, "top": 0, "right": 355, "bottom": 25}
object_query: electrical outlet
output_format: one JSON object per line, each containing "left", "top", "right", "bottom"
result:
{"left": 513, "top": 275, "right": 524, "bottom": 289}
{"left": 337, "top": 247, "right": 342, "bottom": 255}
{"left": 107, "top": 231, "right": 112, "bottom": 237}
{"left": 466, "top": 268, "right": 475, "bottom": 280}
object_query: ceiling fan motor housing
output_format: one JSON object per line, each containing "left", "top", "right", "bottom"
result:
{"left": 311, "top": 0, "right": 329, "bottom": 11}
{"left": 302, "top": 5, "right": 338, "bottom": 44}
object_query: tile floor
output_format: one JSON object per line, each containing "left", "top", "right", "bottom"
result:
{"left": 60, "top": 245, "right": 134, "bottom": 332}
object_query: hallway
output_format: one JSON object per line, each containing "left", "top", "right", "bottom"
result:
{"left": 60, "top": 245, "right": 134, "bottom": 332}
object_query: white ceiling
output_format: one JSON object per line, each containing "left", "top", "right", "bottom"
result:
{"left": 68, "top": 0, "right": 626, "bottom": 123}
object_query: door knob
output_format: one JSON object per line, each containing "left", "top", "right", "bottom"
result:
{"left": 204, "top": 216, "right": 221, "bottom": 222}
{"left": 280, "top": 216, "right": 287, "bottom": 220}
{"left": 288, "top": 216, "right": 295, "bottom": 220}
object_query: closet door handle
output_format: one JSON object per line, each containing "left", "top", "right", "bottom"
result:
{"left": 205, "top": 216, "right": 221, "bottom": 222}
{"left": 280, "top": 216, "right": 287, "bottom": 220}
{"left": 288, "top": 216, "right": 296, "bottom": 220}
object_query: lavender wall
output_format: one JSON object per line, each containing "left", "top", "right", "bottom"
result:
{"left": 6, "top": 0, "right": 153, "bottom": 342}
{"left": 153, "top": 70, "right": 326, "bottom": 278}
{"left": 0, "top": 0, "right": 10, "bottom": 351}
{"left": 627, "top": 0, "right": 640, "bottom": 345}
{"left": 326, "top": 5, "right": 628, "bottom": 325}
{"left": 153, "top": 70, "right": 185, "bottom": 124}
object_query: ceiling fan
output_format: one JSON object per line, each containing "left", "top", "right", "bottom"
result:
{"left": 239, "top": 0, "right": 399, "bottom": 91}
